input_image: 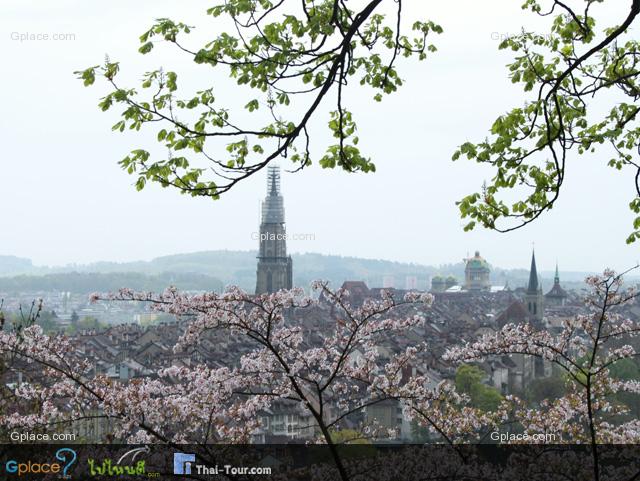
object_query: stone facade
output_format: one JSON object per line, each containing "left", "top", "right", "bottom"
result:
{"left": 525, "top": 250, "right": 544, "bottom": 324}
{"left": 256, "top": 165, "right": 293, "bottom": 294}
{"left": 464, "top": 251, "right": 491, "bottom": 291}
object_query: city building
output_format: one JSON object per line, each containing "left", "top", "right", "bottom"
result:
{"left": 405, "top": 276, "right": 418, "bottom": 290}
{"left": 431, "top": 276, "right": 446, "bottom": 292}
{"left": 545, "top": 263, "right": 568, "bottom": 306}
{"left": 254, "top": 399, "right": 318, "bottom": 442}
{"left": 491, "top": 249, "right": 553, "bottom": 394}
{"left": 445, "top": 275, "right": 458, "bottom": 290}
{"left": 464, "top": 251, "right": 491, "bottom": 291}
{"left": 255, "top": 165, "right": 293, "bottom": 294}
{"left": 525, "top": 250, "right": 544, "bottom": 324}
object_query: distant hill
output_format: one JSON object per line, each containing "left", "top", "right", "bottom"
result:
{"left": 0, "top": 256, "right": 34, "bottom": 276}
{"left": 0, "top": 250, "right": 618, "bottom": 293}
{"left": 0, "top": 272, "right": 223, "bottom": 295}
{"left": 0, "top": 251, "right": 439, "bottom": 291}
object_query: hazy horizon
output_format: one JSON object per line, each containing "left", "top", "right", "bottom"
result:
{"left": 0, "top": 249, "right": 627, "bottom": 279}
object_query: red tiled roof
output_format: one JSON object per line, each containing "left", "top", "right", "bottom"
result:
{"left": 496, "top": 300, "right": 528, "bottom": 327}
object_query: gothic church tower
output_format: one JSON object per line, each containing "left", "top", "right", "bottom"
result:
{"left": 255, "top": 165, "right": 293, "bottom": 294}
{"left": 525, "top": 249, "right": 544, "bottom": 324}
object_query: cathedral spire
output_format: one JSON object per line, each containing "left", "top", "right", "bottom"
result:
{"left": 527, "top": 249, "right": 540, "bottom": 293}
{"left": 525, "top": 248, "right": 544, "bottom": 323}
{"left": 554, "top": 261, "right": 560, "bottom": 284}
{"left": 255, "top": 165, "right": 293, "bottom": 294}
{"left": 261, "top": 165, "right": 285, "bottom": 224}
{"left": 268, "top": 164, "right": 280, "bottom": 196}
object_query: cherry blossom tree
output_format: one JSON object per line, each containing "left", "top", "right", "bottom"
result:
{"left": 1, "top": 270, "right": 639, "bottom": 481}
{"left": 443, "top": 268, "right": 640, "bottom": 481}
{"left": 0, "top": 283, "right": 451, "bottom": 481}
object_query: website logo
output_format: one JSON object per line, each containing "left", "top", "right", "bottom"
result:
{"left": 87, "top": 447, "right": 154, "bottom": 477}
{"left": 5, "top": 448, "right": 77, "bottom": 477}
{"left": 173, "top": 453, "right": 195, "bottom": 475}
{"left": 87, "top": 459, "right": 146, "bottom": 477}
{"left": 56, "top": 448, "right": 78, "bottom": 478}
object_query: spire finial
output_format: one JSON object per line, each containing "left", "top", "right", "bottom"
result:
{"left": 267, "top": 164, "right": 281, "bottom": 196}
{"left": 261, "top": 164, "right": 285, "bottom": 223}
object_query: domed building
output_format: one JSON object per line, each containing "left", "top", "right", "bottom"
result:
{"left": 464, "top": 251, "right": 491, "bottom": 291}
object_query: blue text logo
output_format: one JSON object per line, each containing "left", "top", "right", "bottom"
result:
{"left": 173, "top": 453, "right": 195, "bottom": 475}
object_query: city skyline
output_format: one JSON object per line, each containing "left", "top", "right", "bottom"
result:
{"left": 1, "top": 0, "right": 639, "bottom": 463}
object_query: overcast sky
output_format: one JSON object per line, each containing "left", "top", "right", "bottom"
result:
{"left": 1, "top": 0, "right": 638, "bottom": 273}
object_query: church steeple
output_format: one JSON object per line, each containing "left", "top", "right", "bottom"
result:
{"left": 525, "top": 249, "right": 544, "bottom": 323}
{"left": 545, "top": 261, "right": 567, "bottom": 306}
{"left": 269, "top": 165, "right": 280, "bottom": 196}
{"left": 261, "top": 165, "right": 285, "bottom": 224}
{"left": 527, "top": 250, "right": 540, "bottom": 294}
{"left": 255, "top": 165, "right": 293, "bottom": 294}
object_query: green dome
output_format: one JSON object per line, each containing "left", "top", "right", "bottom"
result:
{"left": 467, "top": 259, "right": 489, "bottom": 268}
{"left": 466, "top": 251, "right": 490, "bottom": 271}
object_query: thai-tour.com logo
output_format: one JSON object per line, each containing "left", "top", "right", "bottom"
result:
{"left": 5, "top": 448, "right": 77, "bottom": 477}
{"left": 174, "top": 453, "right": 195, "bottom": 475}
{"left": 174, "top": 452, "right": 272, "bottom": 476}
